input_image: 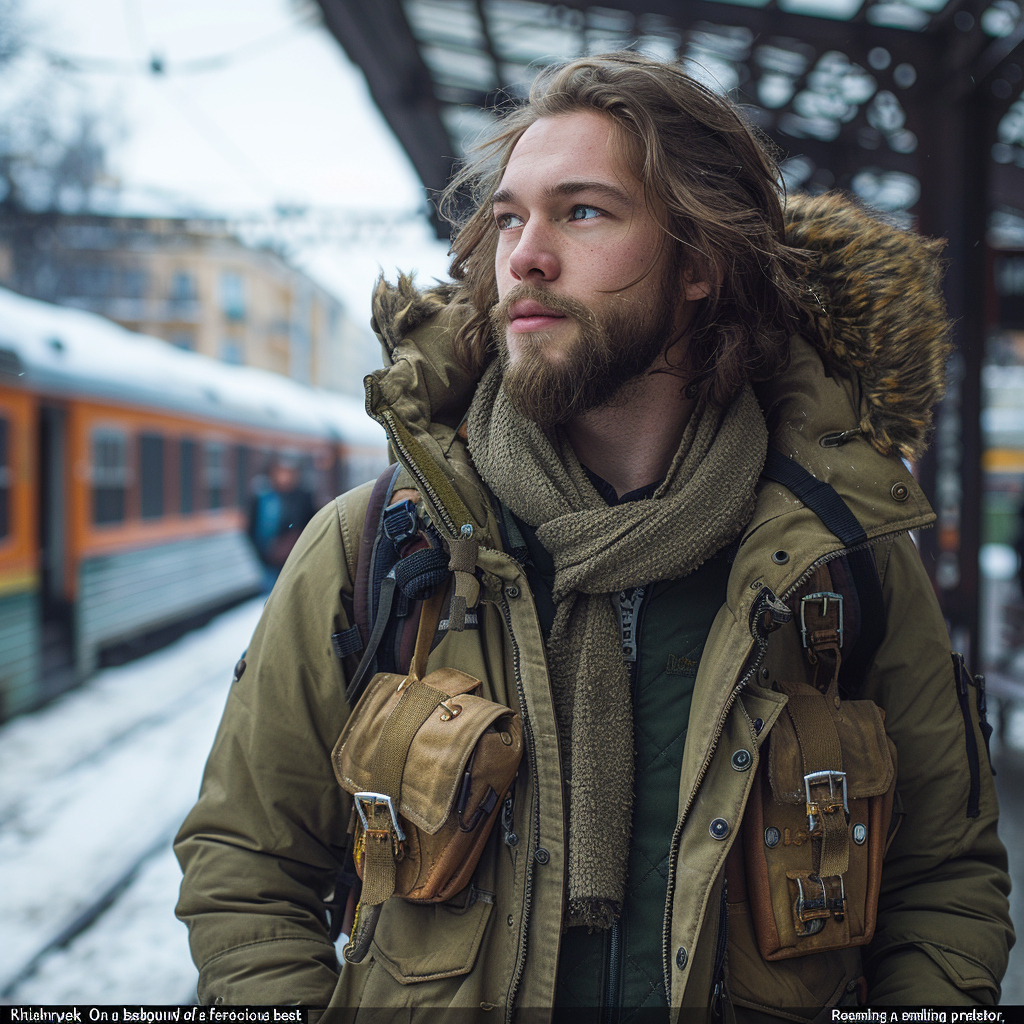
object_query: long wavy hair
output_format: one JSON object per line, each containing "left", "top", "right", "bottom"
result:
{"left": 441, "top": 52, "right": 813, "bottom": 406}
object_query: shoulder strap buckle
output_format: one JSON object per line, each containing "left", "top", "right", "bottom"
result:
{"left": 800, "top": 591, "right": 844, "bottom": 649}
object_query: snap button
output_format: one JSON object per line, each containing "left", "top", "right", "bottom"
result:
{"left": 534, "top": 847, "right": 550, "bottom": 864}
{"left": 764, "top": 826, "right": 782, "bottom": 848}
{"left": 891, "top": 482, "right": 909, "bottom": 502}
{"left": 731, "top": 749, "right": 752, "bottom": 771}
{"left": 753, "top": 717, "right": 764, "bottom": 734}
{"left": 760, "top": 667, "right": 770, "bottom": 680}
{"left": 233, "top": 658, "right": 246, "bottom": 682}
{"left": 507, "top": 914, "right": 515, "bottom": 927}
{"left": 676, "top": 947, "right": 688, "bottom": 970}
{"left": 499, "top": 731, "right": 513, "bottom": 746}
{"left": 709, "top": 818, "right": 730, "bottom": 840}
{"left": 771, "top": 550, "right": 789, "bottom": 564}
{"left": 852, "top": 823, "right": 867, "bottom": 845}
{"left": 505, "top": 584, "right": 521, "bottom": 598}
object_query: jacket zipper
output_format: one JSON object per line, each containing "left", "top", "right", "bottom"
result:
{"left": 952, "top": 653, "right": 982, "bottom": 819}
{"left": 498, "top": 590, "right": 543, "bottom": 1024}
{"left": 371, "top": 396, "right": 541, "bottom": 1020}
{"left": 710, "top": 880, "right": 728, "bottom": 1018}
{"left": 379, "top": 407, "right": 463, "bottom": 538}
{"left": 601, "top": 919, "right": 623, "bottom": 1024}
{"left": 658, "top": 532, "right": 908, "bottom": 998}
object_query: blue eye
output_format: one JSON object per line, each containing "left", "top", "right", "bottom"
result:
{"left": 569, "top": 205, "right": 601, "bottom": 221}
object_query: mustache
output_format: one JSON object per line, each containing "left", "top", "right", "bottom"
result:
{"left": 489, "top": 284, "right": 599, "bottom": 335}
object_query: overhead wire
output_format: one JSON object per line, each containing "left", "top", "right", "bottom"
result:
{"left": 41, "top": 7, "right": 321, "bottom": 77}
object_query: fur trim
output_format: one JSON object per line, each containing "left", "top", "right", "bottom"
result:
{"left": 785, "top": 192, "right": 952, "bottom": 462}
{"left": 370, "top": 272, "right": 457, "bottom": 356}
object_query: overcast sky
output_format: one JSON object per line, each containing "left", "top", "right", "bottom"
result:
{"left": 22, "top": 0, "right": 454, "bottom": 327}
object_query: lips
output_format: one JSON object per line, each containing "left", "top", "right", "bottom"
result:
{"left": 508, "top": 299, "right": 567, "bottom": 333}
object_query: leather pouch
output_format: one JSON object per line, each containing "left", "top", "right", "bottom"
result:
{"left": 333, "top": 665, "right": 522, "bottom": 902}
{"left": 331, "top": 589, "right": 523, "bottom": 963}
{"left": 743, "top": 677, "right": 897, "bottom": 960}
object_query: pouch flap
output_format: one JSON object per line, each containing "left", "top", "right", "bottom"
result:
{"left": 768, "top": 682, "right": 893, "bottom": 803}
{"left": 333, "top": 667, "right": 511, "bottom": 834}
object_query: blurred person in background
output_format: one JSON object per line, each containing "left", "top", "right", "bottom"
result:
{"left": 177, "top": 53, "right": 1013, "bottom": 1018}
{"left": 247, "top": 455, "right": 316, "bottom": 592}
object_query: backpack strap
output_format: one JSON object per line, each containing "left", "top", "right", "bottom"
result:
{"left": 761, "top": 449, "right": 886, "bottom": 695}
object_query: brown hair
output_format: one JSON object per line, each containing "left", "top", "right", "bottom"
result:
{"left": 441, "top": 51, "right": 813, "bottom": 405}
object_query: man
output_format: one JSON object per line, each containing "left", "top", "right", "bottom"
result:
{"left": 176, "top": 54, "right": 1013, "bottom": 1018}
{"left": 247, "top": 455, "right": 316, "bottom": 592}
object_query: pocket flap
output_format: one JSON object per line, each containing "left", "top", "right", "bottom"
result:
{"left": 333, "top": 667, "right": 519, "bottom": 834}
{"left": 768, "top": 683, "right": 894, "bottom": 803}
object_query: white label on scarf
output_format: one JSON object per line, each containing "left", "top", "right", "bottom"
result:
{"left": 618, "top": 586, "right": 647, "bottom": 663}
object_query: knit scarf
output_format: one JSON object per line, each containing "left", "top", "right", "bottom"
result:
{"left": 467, "top": 360, "right": 768, "bottom": 929}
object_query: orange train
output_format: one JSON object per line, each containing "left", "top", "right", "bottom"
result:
{"left": 0, "top": 287, "right": 386, "bottom": 721}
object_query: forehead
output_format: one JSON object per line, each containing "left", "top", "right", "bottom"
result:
{"left": 499, "top": 110, "right": 640, "bottom": 193}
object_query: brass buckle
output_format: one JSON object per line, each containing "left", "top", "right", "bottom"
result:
{"left": 803, "top": 770, "right": 848, "bottom": 832}
{"left": 353, "top": 791, "right": 406, "bottom": 842}
{"left": 800, "top": 591, "right": 843, "bottom": 648}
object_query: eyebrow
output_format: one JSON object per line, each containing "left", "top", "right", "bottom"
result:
{"left": 492, "top": 179, "right": 635, "bottom": 208}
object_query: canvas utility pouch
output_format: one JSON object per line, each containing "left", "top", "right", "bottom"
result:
{"left": 332, "top": 588, "right": 523, "bottom": 964}
{"left": 742, "top": 674, "right": 897, "bottom": 960}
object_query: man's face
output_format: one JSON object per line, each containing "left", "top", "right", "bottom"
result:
{"left": 490, "top": 110, "right": 694, "bottom": 425}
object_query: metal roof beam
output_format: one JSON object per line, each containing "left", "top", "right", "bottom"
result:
{"left": 315, "top": 0, "right": 456, "bottom": 221}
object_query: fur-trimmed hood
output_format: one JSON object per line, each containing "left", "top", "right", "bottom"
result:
{"left": 370, "top": 190, "right": 951, "bottom": 463}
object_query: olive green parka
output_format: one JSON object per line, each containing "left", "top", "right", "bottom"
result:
{"left": 175, "top": 193, "right": 1013, "bottom": 1020}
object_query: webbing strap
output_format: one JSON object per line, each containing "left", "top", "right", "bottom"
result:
{"left": 762, "top": 448, "right": 867, "bottom": 547}
{"left": 346, "top": 575, "right": 398, "bottom": 705}
{"left": 786, "top": 693, "right": 849, "bottom": 881}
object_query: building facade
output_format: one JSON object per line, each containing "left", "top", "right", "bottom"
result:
{"left": 0, "top": 211, "right": 374, "bottom": 397}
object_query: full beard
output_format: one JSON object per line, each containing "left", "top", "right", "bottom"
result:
{"left": 489, "top": 281, "right": 677, "bottom": 428}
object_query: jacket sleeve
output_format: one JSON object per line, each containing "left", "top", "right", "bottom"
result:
{"left": 175, "top": 497, "right": 361, "bottom": 1005}
{"left": 863, "top": 533, "right": 1014, "bottom": 1003}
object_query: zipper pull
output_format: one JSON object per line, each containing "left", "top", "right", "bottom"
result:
{"left": 749, "top": 587, "right": 791, "bottom": 639}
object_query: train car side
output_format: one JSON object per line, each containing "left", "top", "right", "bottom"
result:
{"left": 0, "top": 385, "right": 40, "bottom": 719}
{"left": 0, "top": 287, "right": 386, "bottom": 720}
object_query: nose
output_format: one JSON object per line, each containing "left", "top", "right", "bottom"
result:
{"left": 506, "top": 220, "right": 560, "bottom": 283}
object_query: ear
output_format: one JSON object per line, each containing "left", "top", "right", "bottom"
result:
{"left": 679, "top": 264, "right": 721, "bottom": 301}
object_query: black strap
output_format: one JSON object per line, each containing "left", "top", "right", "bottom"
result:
{"left": 761, "top": 448, "right": 867, "bottom": 547}
{"left": 761, "top": 448, "right": 886, "bottom": 697}
{"left": 346, "top": 574, "right": 398, "bottom": 705}
{"left": 839, "top": 546, "right": 886, "bottom": 697}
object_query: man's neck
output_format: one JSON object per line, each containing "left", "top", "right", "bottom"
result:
{"left": 563, "top": 359, "right": 696, "bottom": 499}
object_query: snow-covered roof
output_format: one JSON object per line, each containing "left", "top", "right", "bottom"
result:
{"left": 0, "top": 287, "right": 385, "bottom": 447}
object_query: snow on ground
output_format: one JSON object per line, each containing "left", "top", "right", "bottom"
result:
{"left": 0, "top": 598, "right": 265, "bottom": 1003}
{"left": 11, "top": 847, "right": 201, "bottom": 1005}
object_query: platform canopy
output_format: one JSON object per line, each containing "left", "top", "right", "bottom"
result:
{"left": 317, "top": 0, "right": 1024, "bottom": 661}
{"left": 317, "top": 0, "right": 1023, "bottom": 241}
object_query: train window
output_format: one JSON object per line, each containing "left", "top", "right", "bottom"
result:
{"left": 180, "top": 439, "right": 196, "bottom": 514}
{"left": 205, "top": 442, "right": 227, "bottom": 510}
{"left": 0, "top": 417, "right": 9, "bottom": 539}
{"left": 140, "top": 434, "right": 165, "bottom": 519}
{"left": 92, "top": 429, "right": 127, "bottom": 525}
{"left": 235, "top": 445, "right": 250, "bottom": 507}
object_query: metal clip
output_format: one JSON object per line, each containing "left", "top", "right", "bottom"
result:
{"left": 353, "top": 791, "right": 406, "bottom": 842}
{"left": 795, "top": 873, "right": 846, "bottom": 927}
{"left": 803, "top": 770, "right": 848, "bottom": 832}
{"left": 800, "top": 591, "right": 843, "bottom": 649}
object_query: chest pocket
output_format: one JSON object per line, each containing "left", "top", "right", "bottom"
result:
{"left": 370, "top": 885, "right": 494, "bottom": 984}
